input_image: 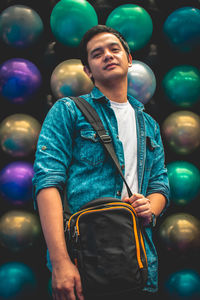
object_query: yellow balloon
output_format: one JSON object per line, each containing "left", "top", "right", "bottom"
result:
{"left": 0, "top": 113, "right": 41, "bottom": 157}
{"left": 50, "top": 59, "right": 94, "bottom": 99}
{"left": 162, "top": 110, "right": 200, "bottom": 155}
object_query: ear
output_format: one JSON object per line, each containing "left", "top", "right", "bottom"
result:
{"left": 128, "top": 54, "right": 132, "bottom": 67}
{"left": 83, "top": 65, "right": 93, "bottom": 79}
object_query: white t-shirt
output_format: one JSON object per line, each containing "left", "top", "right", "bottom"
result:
{"left": 110, "top": 100, "right": 138, "bottom": 199}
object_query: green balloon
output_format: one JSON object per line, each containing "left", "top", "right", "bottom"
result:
{"left": 106, "top": 4, "right": 153, "bottom": 52}
{"left": 162, "top": 65, "right": 200, "bottom": 108}
{"left": 50, "top": 0, "right": 98, "bottom": 47}
{"left": 167, "top": 161, "right": 200, "bottom": 206}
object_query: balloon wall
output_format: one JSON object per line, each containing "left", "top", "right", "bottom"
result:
{"left": 0, "top": 0, "right": 199, "bottom": 299}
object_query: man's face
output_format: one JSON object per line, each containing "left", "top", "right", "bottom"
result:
{"left": 84, "top": 32, "right": 132, "bottom": 85}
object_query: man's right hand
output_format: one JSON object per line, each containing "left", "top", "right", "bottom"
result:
{"left": 51, "top": 259, "right": 84, "bottom": 300}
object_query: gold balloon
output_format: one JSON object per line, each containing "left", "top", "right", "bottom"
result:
{"left": 0, "top": 113, "right": 41, "bottom": 157}
{"left": 50, "top": 58, "right": 94, "bottom": 99}
{"left": 0, "top": 210, "right": 41, "bottom": 252}
{"left": 157, "top": 213, "right": 200, "bottom": 258}
{"left": 162, "top": 110, "right": 200, "bottom": 154}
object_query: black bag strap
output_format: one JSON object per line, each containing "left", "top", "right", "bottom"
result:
{"left": 70, "top": 96, "right": 133, "bottom": 198}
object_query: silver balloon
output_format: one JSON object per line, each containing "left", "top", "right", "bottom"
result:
{"left": 127, "top": 60, "right": 156, "bottom": 104}
{"left": 50, "top": 59, "right": 94, "bottom": 99}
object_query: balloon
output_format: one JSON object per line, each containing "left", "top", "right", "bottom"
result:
{"left": 0, "top": 161, "right": 34, "bottom": 206}
{"left": 0, "top": 210, "right": 41, "bottom": 252}
{"left": 0, "top": 5, "right": 44, "bottom": 49}
{"left": 50, "top": 59, "right": 94, "bottom": 99}
{"left": 0, "top": 113, "right": 41, "bottom": 157}
{"left": 166, "top": 161, "right": 200, "bottom": 206}
{"left": 162, "top": 65, "right": 200, "bottom": 108}
{"left": 162, "top": 111, "right": 200, "bottom": 155}
{"left": 0, "top": 58, "right": 42, "bottom": 104}
{"left": 0, "top": 262, "right": 37, "bottom": 300}
{"left": 127, "top": 60, "right": 156, "bottom": 104}
{"left": 157, "top": 213, "right": 200, "bottom": 259}
{"left": 50, "top": 0, "right": 98, "bottom": 47}
{"left": 106, "top": 4, "right": 153, "bottom": 52}
{"left": 164, "top": 269, "right": 200, "bottom": 300}
{"left": 163, "top": 7, "right": 200, "bottom": 53}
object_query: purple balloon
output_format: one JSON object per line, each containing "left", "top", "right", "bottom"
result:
{"left": 0, "top": 58, "right": 42, "bottom": 104}
{"left": 0, "top": 161, "right": 34, "bottom": 205}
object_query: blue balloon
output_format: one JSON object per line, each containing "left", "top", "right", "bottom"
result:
{"left": 0, "top": 161, "right": 34, "bottom": 206}
{"left": 0, "top": 5, "right": 44, "bottom": 49}
{"left": 165, "top": 269, "right": 200, "bottom": 300}
{"left": 163, "top": 7, "right": 200, "bottom": 53}
{"left": 0, "top": 58, "right": 42, "bottom": 104}
{"left": 0, "top": 262, "right": 37, "bottom": 300}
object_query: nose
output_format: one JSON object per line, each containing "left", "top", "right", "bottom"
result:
{"left": 103, "top": 49, "right": 114, "bottom": 62}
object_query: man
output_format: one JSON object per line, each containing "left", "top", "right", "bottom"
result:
{"left": 32, "top": 25, "right": 170, "bottom": 300}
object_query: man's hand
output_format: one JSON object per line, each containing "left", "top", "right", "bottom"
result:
{"left": 52, "top": 259, "right": 84, "bottom": 300}
{"left": 123, "top": 193, "right": 152, "bottom": 226}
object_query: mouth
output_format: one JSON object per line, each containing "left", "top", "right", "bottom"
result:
{"left": 104, "top": 63, "right": 118, "bottom": 70}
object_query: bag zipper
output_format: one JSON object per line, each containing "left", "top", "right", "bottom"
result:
{"left": 75, "top": 206, "right": 145, "bottom": 269}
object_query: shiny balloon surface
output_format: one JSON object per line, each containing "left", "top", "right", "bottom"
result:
{"left": 50, "top": 59, "right": 94, "bottom": 99}
{"left": 127, "top": 60, "right": 156, "bottom": 104}
{"left": 106, "top": 4, "right": 153, "bottom": 52}
{"left": 0, "top": 161, "right": 34, "bottom": 206}
{"left": 162, "top": 111, "right": 200, "bottom": 155}
{"left": 0, "top": 58, "right": 42, "bottom": 104}
{"left": 0, "top": 210, "right": 41, "bottom": 252}
{"left": 164, "top": 269, "right": 200, "bottom": 300}
{"left": 157, "top": 213, "right": 200, "bottom": 257}
{"left": 0, "top": 113, "right": 41, "bottom": 157}
{"left": 50, "top": 0, "right": 98, "bottom": 47}
{"left": 163, "top": 7, "right": 200, "bottom": 53}
{"left": 167, "top": 161, "right": 200, "bottom": 206}
{"left": 162, "top": 65, "right": 200, "bottom": 108}
{"left": 0, "top": 262, "right": 37, "bottom": 300}
{"left": 0, "top": 5, "right": 44, "bottom": 48}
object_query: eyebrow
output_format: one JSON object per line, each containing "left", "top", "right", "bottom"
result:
{"left": 89, "top": 42, "right": 120, "bottom": 56}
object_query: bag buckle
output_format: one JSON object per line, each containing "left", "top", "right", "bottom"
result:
{"left": 99, "top": 134, "right": 112, "bottom": 144}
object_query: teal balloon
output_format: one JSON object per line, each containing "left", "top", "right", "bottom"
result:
{"left": 0, "top": 262, "right": 37, "bottom": 299}
{"left": 163, "top": 7, "right": 200, "bottom": 53}
{"left": 106, "top": 4, "right": 153, "bottom": 52}
{"left": 167, "top": 161, "right": 200, "bottom": 206}
{"left": 162, "top": 65, "right": 200, "bottom": 108}
{"left": 50, "top": 0, "right": 98, "bottom": 47}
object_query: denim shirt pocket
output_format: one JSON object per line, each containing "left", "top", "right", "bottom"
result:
{"left": 78, "top": 129, "right": 106, "bottom": 166}
{"left": 145, "top": 136, "right": 160, "bottom": 171}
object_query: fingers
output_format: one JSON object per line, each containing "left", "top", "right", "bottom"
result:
{"left": 75, "top": 276, "right": 84, "bottom": 300}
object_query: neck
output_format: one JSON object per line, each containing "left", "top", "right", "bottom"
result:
{"left": 96, "top": 77, "right": 128, "bottom": 103}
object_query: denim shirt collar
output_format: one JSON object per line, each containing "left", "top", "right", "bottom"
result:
{"left": 90, "top": 86, "right": 144, "bottom": 111}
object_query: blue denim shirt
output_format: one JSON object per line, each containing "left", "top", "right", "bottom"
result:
{"left": 32, "top": 86, "right": 170, "bottom": 293}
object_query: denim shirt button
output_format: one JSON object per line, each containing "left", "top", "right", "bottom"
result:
{"left": 117, "top": 190, "right": 121, "bottom": 196}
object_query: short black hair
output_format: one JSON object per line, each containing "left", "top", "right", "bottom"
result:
{"left": 79, "top": 24, "right": 131, "bottom": 68}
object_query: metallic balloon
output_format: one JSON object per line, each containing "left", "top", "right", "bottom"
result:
{"left": 106, "top": 4, "right": 153, "bottom": 52}
{"left": 164, "top": 269, "right": 200, "bottom": 300}
{"left": 0, "top": 4, "right": 44, "bottom": 48}
{"left": 162, "top": 65, "right": 200, "bottom": 108}
{"left": 167, "top": 161, "right": 200, "bottom": 206}
{"left": 127, "top": 60, "right": 156, "bottom": 104}
{"left": 157, "top": 213, "right": 200, "bottom": 258}
{"left": 50, "top": 59, "right": 94, "bottom": 99}
{"left": 0, "top": 113, "right": 41, "bottom": 157}
{"left": 163, "top": 7, "right": 200, "bottom": 53}
{"left": 0, "top": 161, "right": 34, "bottom": 206}
{"left": 50, "top": 0, "right": 98, "bottom": 47}
{"left": 162, "top": 111, "right": 200, "bottom": 155}
{"left": 0, "top": 210, "right": 41, "bottom": 252}
{"left": 0, "top": 262, "right": 37, "bottom": 300}
{"left": 0, "top": 58, "right": 42, "bottom": 104}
